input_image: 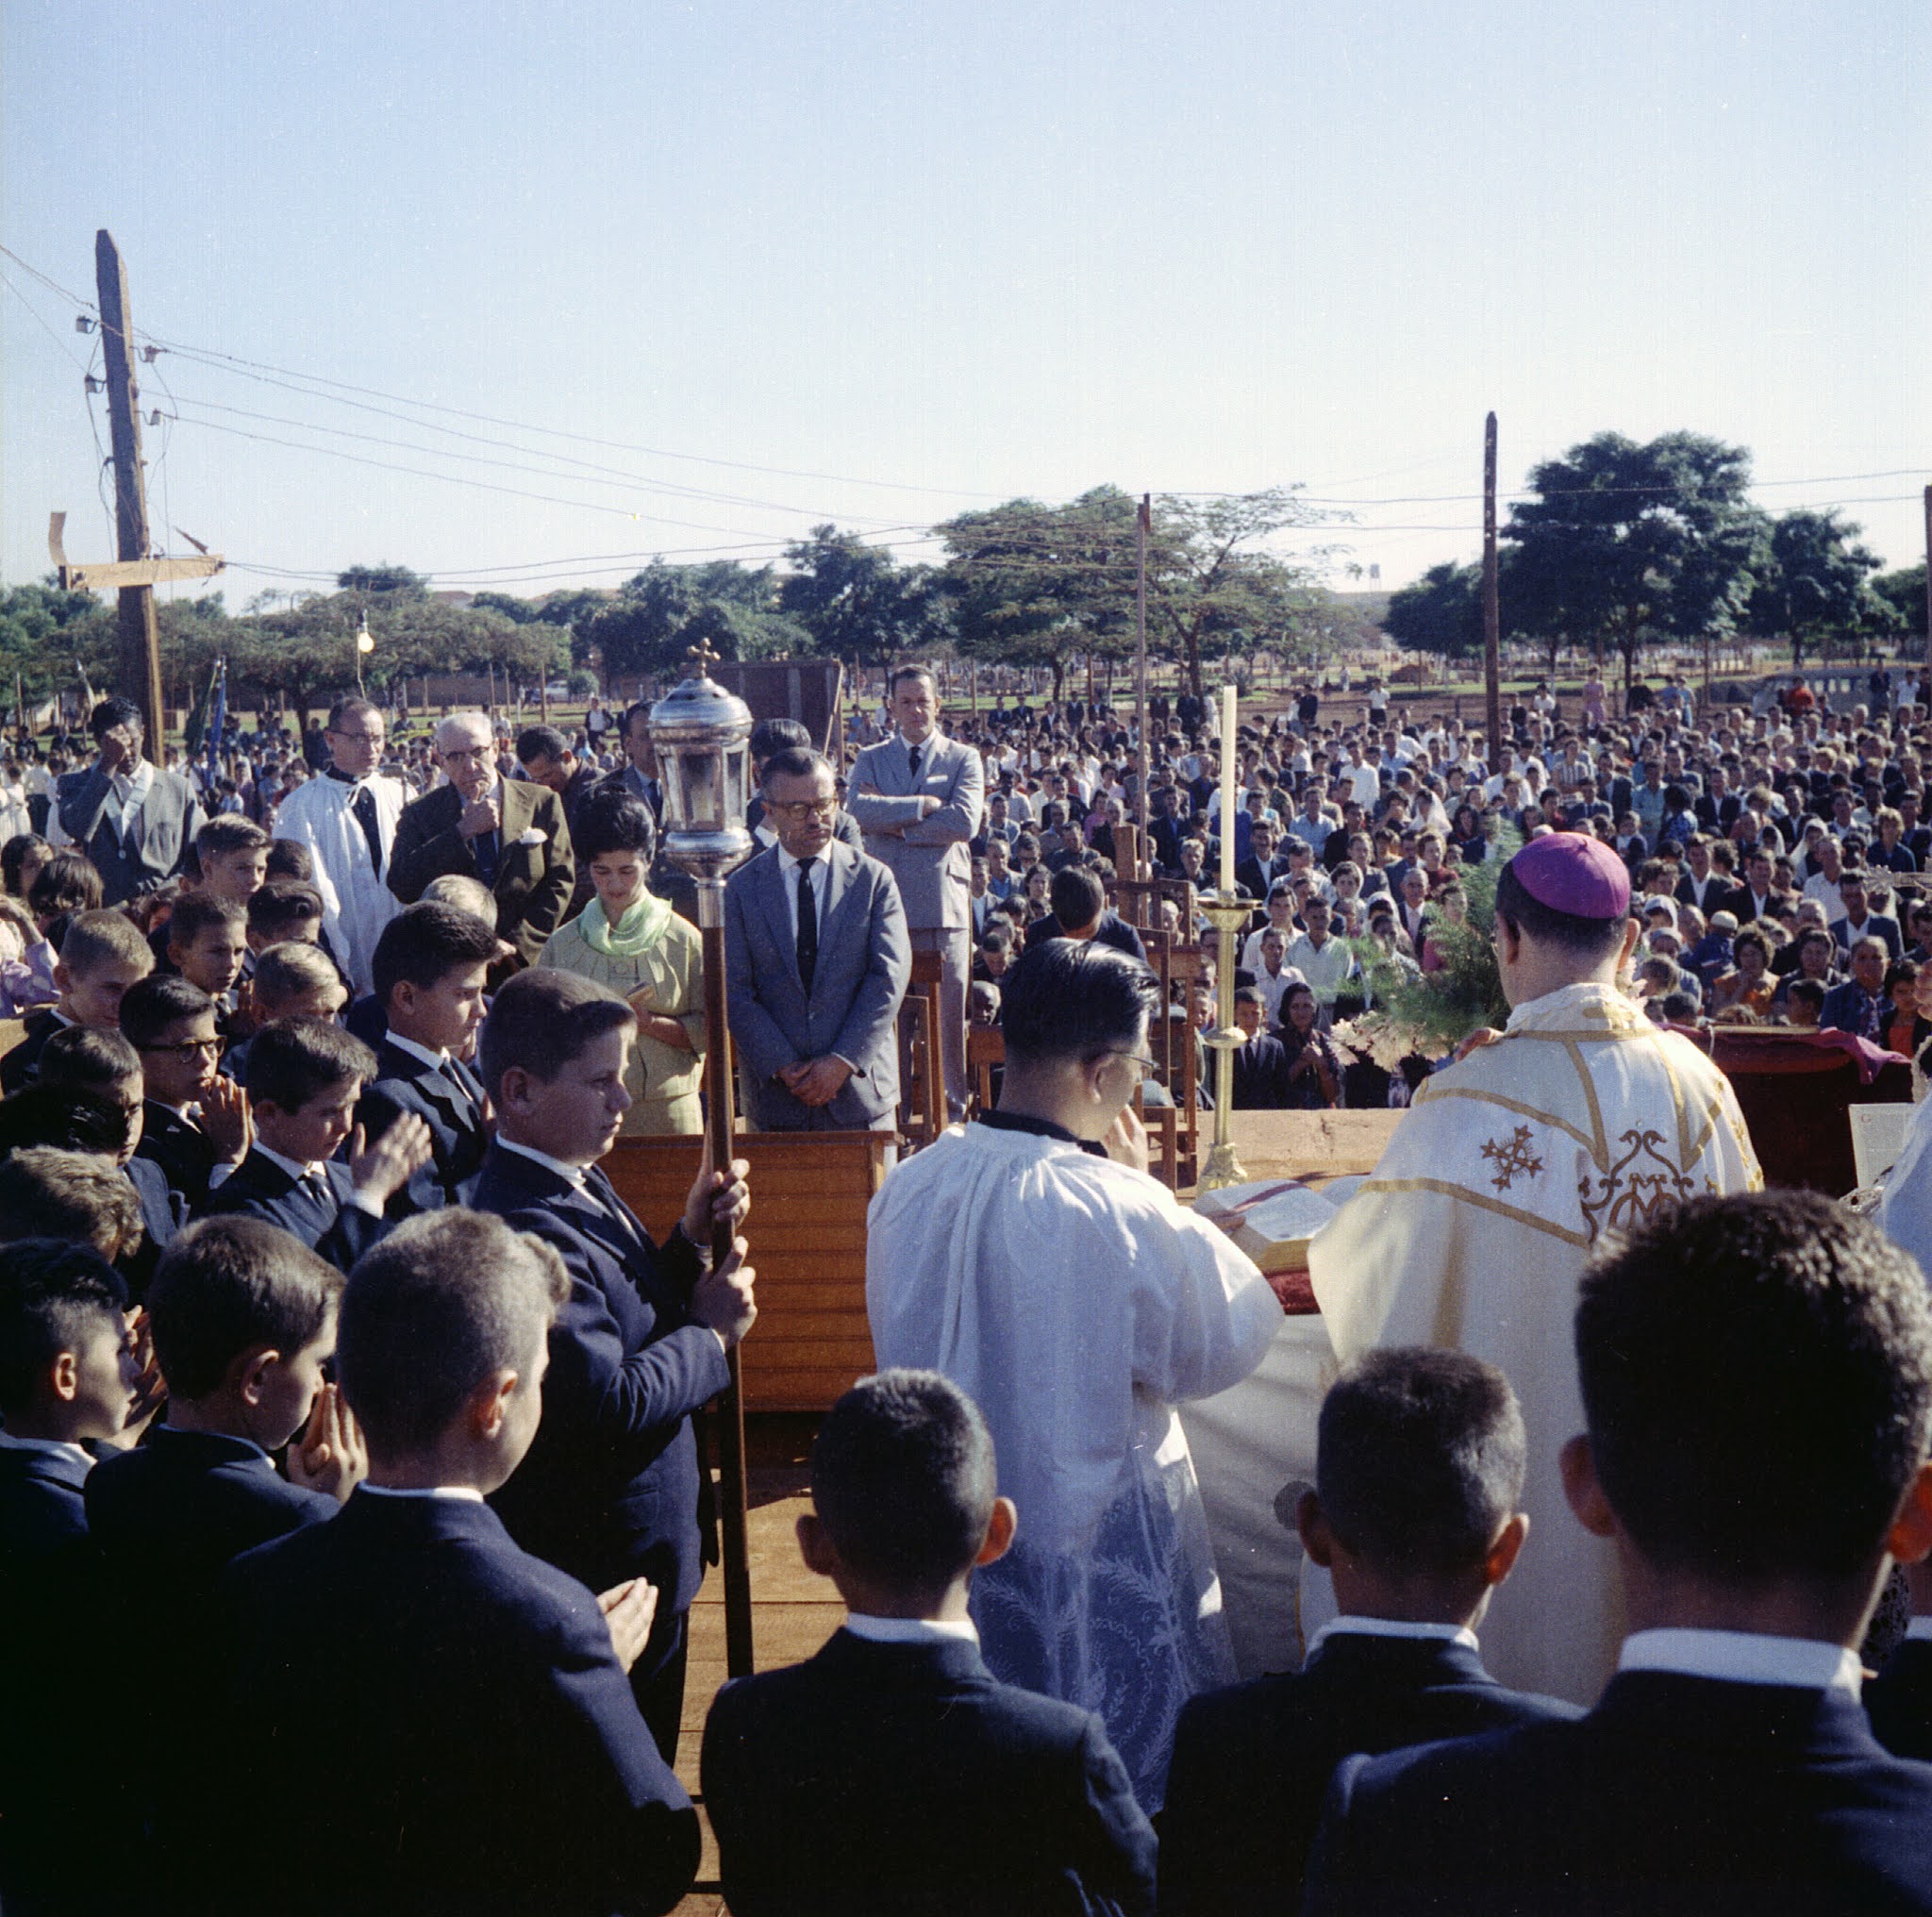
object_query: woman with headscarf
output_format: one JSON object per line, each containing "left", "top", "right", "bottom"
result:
{"left": 535, "top": 786, "right": 706, "bottom": 1134}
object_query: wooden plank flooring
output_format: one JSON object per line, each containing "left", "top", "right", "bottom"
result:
{"left": 671, "top": 1417, "right": 842, "bottom": 1917}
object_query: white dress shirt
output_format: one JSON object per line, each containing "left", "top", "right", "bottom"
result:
{"left": 1309, "top": 1615, "right": 1480, "bottom": 1657}
{"left": 1618, "top": 1626, "right": 1863, "bottom": 1699}
{"left": 842, "top": 1612, "right": 979, "bottom": 1646}
{"left": 777, "top": 843, "right": 831, "bottom": 945}
{"left": 254, "top": 1142, "right": 385, "bottom": 1216}
{"left": 494, "top": 1133, "right": 588, "bottom": 1190}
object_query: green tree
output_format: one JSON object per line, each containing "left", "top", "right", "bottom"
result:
{"left": 1874, "top": 562, "right": 1929, "bottom": 645}
{"left": 780, "top": 525, "right": 943, "bottom": 666}
{"left": 1383, "top": 562, "right": 1485, "bottom": 659}
{"left": 1502, "top": 431, "right": 1761, "bottom": 691}
{"left": 336, "top": 563, "right": 428, "bottom": 597}
{"left": 1742, "top": 508, "right": 1888, "bottom": 667}
{"left": 933, "top": 487, "right": 1141, "bottom": 706}
{"left": 1145, "top": 488, "right": 1329, "bottom": 697}
{"left": 584, "top": 561, "right": 808, "bottom": 683}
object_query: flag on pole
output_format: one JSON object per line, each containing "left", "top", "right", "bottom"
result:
{"left": 206, "top": 656, "right": 227, "bottom": 782}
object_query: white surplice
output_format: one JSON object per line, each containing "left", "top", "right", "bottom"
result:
{"left": 866, "top": 1121, "right": 1283, "bottom": 1811}
{"left": 1308, "top": 980, "right": 1761, "bottom": 1705}
{"left": 272, "top": 773, "right": 408, "bottom": 995}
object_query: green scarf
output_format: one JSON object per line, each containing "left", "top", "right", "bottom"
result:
{"left": 580, "top": 887, "right": 673, "bottom": 958}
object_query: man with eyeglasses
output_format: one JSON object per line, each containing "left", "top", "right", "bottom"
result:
{"left": 269, "top": 696, "right": 407, "bottom": 996}
{"left": 724, "top": 747, "right": 909, "bottom": 1133}
{"left": 389, "top": 710, "right": 576, "bottom": 973}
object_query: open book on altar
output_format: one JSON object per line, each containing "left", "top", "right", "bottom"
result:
{"left": 1193, "top": 1175, "right": 1366, "bottom": 1289}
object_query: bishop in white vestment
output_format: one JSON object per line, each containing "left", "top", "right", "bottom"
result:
{"left": 1309, "top": 838, "right": 1760, "bottom": 1705}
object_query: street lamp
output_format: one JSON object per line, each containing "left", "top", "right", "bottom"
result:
{"left": 354, "top": 610, "right": 374, "bottom": 694}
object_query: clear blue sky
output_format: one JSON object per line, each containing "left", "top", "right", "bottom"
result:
{"left": 4, "top": 0, "right": 1925, "bottom": 606}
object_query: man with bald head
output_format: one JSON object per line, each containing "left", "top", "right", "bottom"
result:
{"left": 389, "top": 711, "right": 576, "bottom": 971}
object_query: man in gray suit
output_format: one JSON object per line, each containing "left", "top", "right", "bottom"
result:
{"left": 57, "top": 696, "right": 205, "bottom": 905}
{"left": 845, "top": 665, "right": 983, "bottom": 1120}
{"left": 724, "top": 748, "right": 910, "bottom": 1132}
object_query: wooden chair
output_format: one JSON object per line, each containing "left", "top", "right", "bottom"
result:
{"left": 897, "top": 947, "right": 945, "bottom": 1149}
{"left": 967, "top": 1024, "right": 1005, "bottom": 1117}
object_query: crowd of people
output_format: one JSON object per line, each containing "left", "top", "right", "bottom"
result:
{"left": 7, "top": 659, "right": 1932, "bottom": 1912}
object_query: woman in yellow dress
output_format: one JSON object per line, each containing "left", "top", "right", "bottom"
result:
{"left": 536, "top": 786, "right": 706, "bottom": 1134}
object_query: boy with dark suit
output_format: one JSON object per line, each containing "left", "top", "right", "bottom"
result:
{"left": 0, "top": 1241, "right": 142, "bottom": 1912}
{"left": 357, "top": 902, "right": 497, "bottom": 1212}
{"left": 471, "top": 966, "right": 755, "bottom": 1762}
{"left": 218, "top": 1208, "right": 699, "bottom": 1917}
{"left": 1306, "top": 1191, "right": 1932, "bottom": 1916}
{"left": 703, "top": 1368, "right": 1157, "bottom": 1917}
{"left": 122, "top": 973, "right": 253, "bottom": 1211}
{"left": 204, "top": 1018, "right": 429, "bottom": 1272}
{"left": 86, "top": 1216, "right": 354, "bottom": 1901}
{"left": 1158, "top": 1349, "right": 1576, "bottom": 1916}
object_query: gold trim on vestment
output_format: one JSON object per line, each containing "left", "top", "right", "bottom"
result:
{"left": 1354, "top": 1175, "right": 1595, "bottom": 1246}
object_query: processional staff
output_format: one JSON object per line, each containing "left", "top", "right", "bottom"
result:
{"left": 649, "top": 642, "right": 757, "bottom": 1676}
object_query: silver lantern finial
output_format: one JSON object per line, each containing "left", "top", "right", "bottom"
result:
{"left": 649, "top": 649, "right": 755, "bottom": 884}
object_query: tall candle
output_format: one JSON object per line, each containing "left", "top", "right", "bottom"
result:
{"left": 1219, "top": 683, "right": 1238, "bottom": 895}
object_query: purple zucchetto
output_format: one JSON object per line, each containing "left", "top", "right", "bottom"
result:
{"left": 1507, "top": 832, "right": 1631, "bottom": 920}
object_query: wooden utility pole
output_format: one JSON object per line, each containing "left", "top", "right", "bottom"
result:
{"left": 1482, "top": 412, "right": 1504, "bottom": 775}
{"left": 1135, "top": 493, "right": 1151, "bottom": 877}
{"left": 94, "top": 231, "right": 165, "bottom": 744}
{"left": 1923, "top": 484, "right": 1931, "bottom": 693}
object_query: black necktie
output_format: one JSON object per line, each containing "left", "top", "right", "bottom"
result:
{"left": 906, "top": 744, "right": 922, "bottom": 784}
{"left": 329, "top": 769, "right": 384, "bottom": 875}
{"left": 474, "top": 825, "right": 499, "bottom": 885}
{"left": 796, "top": 858, "right": 819, "bottom": 992}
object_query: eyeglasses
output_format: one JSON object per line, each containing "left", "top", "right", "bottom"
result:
{"left": 140, "top": 1037, "right": 226, "bottom": 1059}
{"left": 328, "top": 728, "right": 385, "bottom": 746}
{"left": 1107, "top": 1051, "right": 1158, "bottom": 1078}
{"left": 766, "top": 799, "right": 837, "bottom": 822}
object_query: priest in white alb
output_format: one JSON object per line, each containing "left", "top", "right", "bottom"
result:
{"left": 866, "top": 939, "right": 1282, "bottom": 1811}
{"left": 1307, "top": 832, "right": 1760, "bottom": 1705}
{"left": 271, "top": 695, "right": 407, "bottom": 995}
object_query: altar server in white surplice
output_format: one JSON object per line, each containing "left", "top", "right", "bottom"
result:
{"left": 1308, "top": 833, "right": 1760, "bottom": 1708}
{"left": 866, "top": 940, "right": 1282, "bottom": 1814}
{"left": 271, "top": 696, "right": 407, "bottom": 995}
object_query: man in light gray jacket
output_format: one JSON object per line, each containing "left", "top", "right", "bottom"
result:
{"left": 844, "top": 666, "right": 983, "bottom": 1119}
{"left": 725, "top": 748, "right": 910, "bottom": 1132}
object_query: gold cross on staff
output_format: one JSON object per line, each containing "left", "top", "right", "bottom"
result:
{"left": 686, "top": 641, "right": 720, "bottom": 677}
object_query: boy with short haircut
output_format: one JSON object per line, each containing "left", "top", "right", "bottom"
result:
{"left": 703, "top": 1368, "right": 1157, "bottom": 1917}
{"left": 33, "top": 1025, "right": 186, "bottom": 1282}
{"left": 217, "top": 1209, "right": 700, "bottom": 1917}
{"left": 190, "top": 815, "right": 270, "bottom": 903}
{"left": 166, "top": 892, "right": 249, "bottom": 1008}
{"left": 0, "top": 1239, "right": 143, "bottom": 1910}
{"left": 0, "top": 908, "right": 154, "bottom": 1093}
{"left": 249, "top": 938, "right": 348, "bottom": 1020}
{"left": 204, "top": 1017, "right": 429, "bottom": 1272}
{"left": 121, "top": 973, "right": 252, "bottom": 1209}
{"left": 358, "top": 902, "right": 497, "bottom": 1212}
{"left": 0, "top": 1144, "right": 143, "bottom": 1262}
{"left": 1159, "top": 1349, "right": 1576, "bottom": 1916}
{"left": 1306, "top": 1192, "right": 1932, "bottom": 1915}
{"left": 245, "top": 876, "right": 326, "bottom": 957}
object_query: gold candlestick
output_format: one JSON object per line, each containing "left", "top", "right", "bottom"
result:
{"left": 1197, "top": 892, "right": 1251, "bottom": 1192}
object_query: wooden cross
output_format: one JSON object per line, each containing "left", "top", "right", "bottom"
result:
{"left": 687, "top": 641, "right": 720, "bottom": 677}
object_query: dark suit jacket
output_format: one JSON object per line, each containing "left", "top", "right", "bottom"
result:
{"left": 1677, "top": 873, "right": 1749, "bottom": 920}
{"left": 0, "top": 1006, "right": 67, "bottom": 1094}
{"left": 0, "top": 1441, "right": 92, "bottom": 1570}
{"left": 472, "top": 1141, "right": 729, "bottom": 1609}
{"left": 122, "top": 1153, "right": 187, "bottom": 1297}
{"left": 201, "top": 1150, "right": 387, "bottom": 1274}
{"left": 57, "top": 761, "right": 205, "bottom": 905}
{"left": 389, "top": 778, "right": 576, "bottom": 967}
{"left": 1305, "top": 1671, "right": 1932, "bottom": 1917}
{"left": 136, "top": 1100, "right": 223, "bottom": 1211}
{"left": 1158, "top": 1631, "right": 1577, "bottom": 1917}
{"left": 1032, "top": 912, "right": 1150, "bottom": 964}
{"left": 1235, "top": 854, "right": 1291, "bottom": 902}
{"left": 356, "top": 1038, "right": 490, "bottom": 1212}
{"left": 1869, "top": 1637, "right": 1932, "bottom": 1762}
{"left": 703, "top": 1628, "right": 1156, "bottom": 1917}
{"left": 1832, "top": 913, "right": 1905, "bottom": 959}
{"left": 1229, "top": 1032, "right": 1289, "bottom": 1109}
{"left": 219, "top": 1489, "right": 698, "bottom": 1917}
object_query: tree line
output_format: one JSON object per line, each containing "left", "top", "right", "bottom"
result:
{"left": 1382, "top": 430, "right": 1928, "bottom": 684}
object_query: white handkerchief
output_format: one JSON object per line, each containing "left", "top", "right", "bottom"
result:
{"left": 515, "top": 827, "right": 547, "bottom": 846}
